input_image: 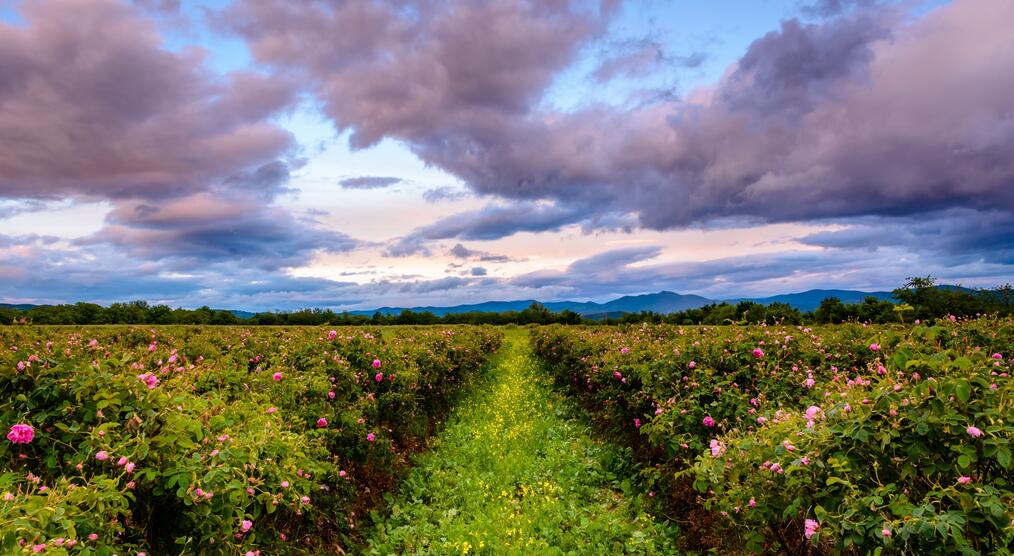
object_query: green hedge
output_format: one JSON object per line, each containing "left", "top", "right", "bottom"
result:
{"left": 532, "top": 318, "right": 1013, "bottom": 554}
{"left": 1, "top": 325, "right": 502, "bottom": 554}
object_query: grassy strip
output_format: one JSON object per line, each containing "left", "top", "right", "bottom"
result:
{"left": 363, "top": 330, "right": 680, "bottom": 555}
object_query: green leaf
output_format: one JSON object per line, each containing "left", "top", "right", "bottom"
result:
{"left": 954, "top": 380, "right": 971, "bottom": 403}
{"left": 997, "top": 446, "right": 1011, "bottom": 469}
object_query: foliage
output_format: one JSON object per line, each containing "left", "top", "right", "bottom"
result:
{"left": 0, "top": 302, "right": 584, "bottom": 327}
{"left": 366, "top": 331, "right": 679, "bottom": 554}
{"left": 1, "top": 325, "right": 502, "bottom": 554}
{"left": 531, "top": 318, "right": 1014, "bottom": 554}
{"left": 3, "top": 278, "right": 1011, "bottom": 327}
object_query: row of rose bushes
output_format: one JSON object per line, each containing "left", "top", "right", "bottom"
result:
{"left": 531, "top": 317, "right": 1013, "bottom": 554}
{"left": 1, "top": 325, "right": 502, "bottom": 554}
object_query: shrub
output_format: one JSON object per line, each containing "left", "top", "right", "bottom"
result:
{"left": 1, "top": 325, "right": 501, "bottom": 554}
{"left": 532, "top": 318, "right": 1014, "bottom": 554}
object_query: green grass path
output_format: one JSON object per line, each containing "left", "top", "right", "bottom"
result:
{"left": 363, "top": 330, "right": 680, "bottom": 555}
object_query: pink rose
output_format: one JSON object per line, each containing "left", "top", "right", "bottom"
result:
{"left": 6, "top": 424, "right": 34, "bottom": 444}
{"left": 804, "top": 519, "right": 819, "bottom": 539}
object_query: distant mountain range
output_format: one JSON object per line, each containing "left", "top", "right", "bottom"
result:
{"left": 351, "top": 288, "right": 902, "bottom": 317}
{"left": 3, "top": 286, "right": 976, "bottom": 319}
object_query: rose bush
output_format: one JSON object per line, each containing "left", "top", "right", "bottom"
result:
{"left": 532, "top": 317, "right": 1013, "bottom": 554}
{"left": 1, "top": 325, "right": 501, "bottom": 554}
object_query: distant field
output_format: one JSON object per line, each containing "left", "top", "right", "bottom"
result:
{"left": 3, "top": 321, "right": 1012, "bottom": 555}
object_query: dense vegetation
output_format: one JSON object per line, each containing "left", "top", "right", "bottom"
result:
{"left": 532, "top": 317, "right": 1013, "bottom": 554}
{"left": 1, "top": 325, "right": 502, "bottom": 554}
{"left": 366, "top": 331, "right": 679, "bottom": 554}
{"left": 602, "top": 278, "right": 1014, "bottom": 326}
{"left": 4, "top": 278, "right": 1011, "bottom": 327}
{"left": 0, "top": 301, "right": 583, "bottom": 327}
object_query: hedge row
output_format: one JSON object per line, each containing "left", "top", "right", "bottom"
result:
{"left": 1, "top": 325, "right": 502, "bottom": 554}
{"left": 532, "top": 318, "right": 1013, "bottom": 554}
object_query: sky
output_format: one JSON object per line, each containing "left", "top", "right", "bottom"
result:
{"left": 0, "top": 0, "right": 1011, "bottom": 311}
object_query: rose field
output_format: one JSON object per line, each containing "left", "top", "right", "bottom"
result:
{"left": 533, "top": 317, "right": 1014, "bottom": 555}
{"left": 2, "top": 320, "right": 1013, "bottom": 555}
{"left": 1, "top": 326, "right": 502, "bottom": 554}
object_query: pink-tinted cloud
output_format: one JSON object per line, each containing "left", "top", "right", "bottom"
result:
{"left": 0, "top": 0, "right": 295, "bottom": 201}
{"left": 0, "top": 0, "right": 359, "bottom": 271}
{"left": 224, "top": 0, "right": 611, "bottom": 148}
{"left": 84, "top": 193, "right": 359, "bottom": 270}
{"left": 226, "top": 0, "right": 1014, "bottom": 236}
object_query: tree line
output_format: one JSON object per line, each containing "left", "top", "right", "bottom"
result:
{"left": 2, "top": 277, "right": 1011, "bottom": 326}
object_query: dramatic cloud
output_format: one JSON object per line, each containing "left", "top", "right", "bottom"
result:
{"left": 385, "top": 202, "right": 587, "bottom": 256}
{"left": 339, "top": 176, "right": 402, "bottom": 189}
{"left": 0, "top": 0, "right": 362, "bottom": 283}
{"left": 799, "top": 209, "right": 1014, "bottom": 266}
{"left": 4, "top": 0, "right": 1013, "bottom": 310}
{"left": 0, "top": 0, "right": 297, "bottom": 202}
{"left": 413, "top": 203, "right": 583, "bottom": 241}
{"left": 86, "top": 193, "right": 360, "bottom": 270}
{"left": 224, "top": 0, "right": 610, "bottom": 147}
{"left": 228, "top": 0, "right": 1014, "bottom": 235}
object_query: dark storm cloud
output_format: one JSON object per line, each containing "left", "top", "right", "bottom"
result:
{"left": 339, "top": 176, "right": 403, "bottom": 189}
{"left": 226, "top": 0, "right": 1014, "bottom": 244}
